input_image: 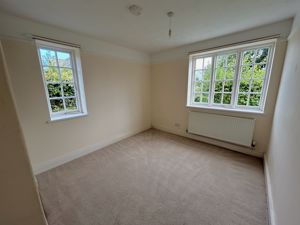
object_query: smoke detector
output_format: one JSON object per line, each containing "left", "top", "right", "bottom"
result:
{"left": 128, "top": 4, "right": 143, "bottom": 16}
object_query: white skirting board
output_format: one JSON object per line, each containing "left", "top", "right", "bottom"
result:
{"left": 32, "top": 128, "right": 149, "bottom": 175}
{"left": 264, "top": 155, "right": 277, "bottom": 225}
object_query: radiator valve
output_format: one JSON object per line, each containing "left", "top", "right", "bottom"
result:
{"left": 251, "top": 140, "right": 256, "bottom": 149}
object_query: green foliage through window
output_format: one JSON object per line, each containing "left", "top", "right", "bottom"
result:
{"left": 190, "top": 43, "right": 273, "bottom": 111}
{"left": 193, "top": 56, "right": 212, "bottom": 104}
{"left": 237, "top": 48, "right": 268, "bottom": 107}
{"left": 40, "top": 48, "right": 78, "bottom": 113}
{"left": 212, "top": 53, "right": 236, "bottom": 105}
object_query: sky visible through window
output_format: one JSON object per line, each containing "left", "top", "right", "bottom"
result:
{"left": 39, "top": 48, "right": 78, "bottom": 113}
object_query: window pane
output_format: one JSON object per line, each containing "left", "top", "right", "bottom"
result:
{"left": 227, "top": 54, "right": 236, "bottom": 67}
{"left": 63, "top": 83, "right": 75, "bottom": 97}
{"left": 202, "top": 82, "right": 210, "bottom": 92}
{"left": 50, "top": 99, "right": 64, "bottom": 112}
{"left": 216, "top": 67, "right": 225, "bottom": 80}
{"left": 223, "top": 93, "right": 231, "bottom": 104}
{"left": 216, "top": 55, "right": 226, "bottom": 68}
{"left": 201, "top": 93, "right": 209, "bottom": 103}
{"left": 241, "top": 65, "right": 252, "bottom": 79}
{"left": 65, "top": 98, "right": 78, "bottom": 111}
{"left": 251, "top": 80, "right": 263, "bottom": 92}
{"left": 204, "top": 57, "right": 212, "bottom": 69}
{"left": 242, "top": 50, "right": 255, "bottom": 65}
{"left": 215, "top": 81, "right": 223, "bottom": 92}
{"left": 37, "top": 41, "right": 87, "bottom": 120}
{"left": 47, "top": 84, "right": 62, "bottom": 97}
{"left": 194, "top": 93, "right": 201, "bottom": 102}
{"left": 239, "top": 80, "right": 250, "bottom": 92}
{"left": 195, "top": 70, "right": 203, "bottom": 81}
{"left": 203, "top": 70, "right": 211, "bottom": 81}
{"left": 253, "top": 64, "right": 266, "bottom": 79}
{"left": 214, "top": 93, "right": 222, "bottom": 104}
{"left": 226, "top": 67, "right": 235, "bottom": 79}
{"left": 255, "top": 48, "right": 269, "bottom": 64}
{"left": 57, "top": 51, "right": 71, "bottom": 67}
{"left": 43, "top": 66, "right": 59, "bottom": 82}
{"left": 39, "top": 49, "right": 57, "bottom": 66}
{"left": 195, "top": 58, "right": 203, "bottom": 70}
{"left": 60, "top": 68, "right": 74, "bottom": 82}
{"left": 238, "top": 94, "right": 248, "bottom": 106}
{"left": 189, "top": 43, "right": 272, "bottom": 110}
{"left": 249, "top": 94, "right": 261, "bottom": 106}
{"left": 194, "top": 82, "right": 202, "bottom": 92}
{"left": 224, "top": 81, "right": 233, "bottom": 92}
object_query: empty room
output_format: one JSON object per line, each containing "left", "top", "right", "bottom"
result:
{"left": 0, "top": 1, "right": 300, "bottom": 225}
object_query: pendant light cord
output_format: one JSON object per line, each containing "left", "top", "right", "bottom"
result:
{"left": 167, "top": 11, "right": 174, "bottom": 38}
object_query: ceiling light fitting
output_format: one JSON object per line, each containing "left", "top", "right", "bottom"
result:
{"left": 128, "top": 4, "right": 142, "bottom": 16}
{"left": 167, "top": 11, "right": 174, "bottom": 38}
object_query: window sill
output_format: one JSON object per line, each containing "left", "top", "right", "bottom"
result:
{"left": 186, "top": 104, "right": 265, "bottom": 115}
{"left": 47, "top": 112, "right": 88, "bottom": 123}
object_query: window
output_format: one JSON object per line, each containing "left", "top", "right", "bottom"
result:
{"left": 36, "top": 40, "right": 87, "bottom": 121}
{"left": 187, "top": 40, "right": 275, "bottom": 113}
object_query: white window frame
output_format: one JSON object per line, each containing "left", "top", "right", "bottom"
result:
{"left": 36, "top": 40, "right": 88, "bottom": 121}
{"left": 187, "top": 39, "right": 276, "bottom": 113}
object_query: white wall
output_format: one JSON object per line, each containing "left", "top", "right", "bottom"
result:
{"left": 151, "top": 19, "right": 292, "bottom": 157}
{"left": 265, "top": 16, "right": 300, "bottom": 225}
{"left": 151, "top": 19, "right": 292, "bottom": 64}
{"left": 0, "top": 41, "right": 47, "bottom": 225}
{"left": 0, "top": 12, "right": 151, "bottom": 174}
{"left": 0, "top": 12, "right": 149, "bottom": 63}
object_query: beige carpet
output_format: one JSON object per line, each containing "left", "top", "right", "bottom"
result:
{"left": 37, "top": 129, "right": 267, "bottom": 225}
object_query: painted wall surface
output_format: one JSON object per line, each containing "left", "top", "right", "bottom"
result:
{"left": 2, "top": 39, "right": 151, "bottom": 173}
{"left": 0, "top": 11, "right": 149, "bottom": 63}
{"left": 151, "top": 20, "right": 291, "bottom": 157}
{"left": 0, "top": 42, "right": 47, "bottom": 225}
{"left": 265, "top": 20, "right": 300, "bottom": 225}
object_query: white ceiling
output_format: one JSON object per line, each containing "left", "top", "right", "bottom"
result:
{"left": 0, "top": 0, "right": 299, "bottom": 53}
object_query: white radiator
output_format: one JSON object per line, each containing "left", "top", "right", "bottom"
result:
{"left": 187, "top": 111, "right": 255, "bottom": 147}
